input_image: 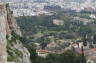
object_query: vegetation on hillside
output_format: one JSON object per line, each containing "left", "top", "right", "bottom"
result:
{"left": 15, "top": 12, "right": 96, "bottom": 63}
{"left": 16, "top": 12, "right": 96, "bottom": 44}
{"left": 7, "top": 31, "right": 23, "bottom": 62}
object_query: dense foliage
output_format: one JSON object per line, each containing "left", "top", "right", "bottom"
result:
{"left": 16, "top": 12, "right": 96, "bottom": 44}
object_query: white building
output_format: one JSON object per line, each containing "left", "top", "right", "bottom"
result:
{"left": 53, "top": 19, "right": 64, "bottom": 25}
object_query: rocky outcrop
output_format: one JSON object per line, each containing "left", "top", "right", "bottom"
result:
{"left": 0, "top": 3, "right": 31, "bottom": 63}
{"left": 0, "top": 3, "right": 7, "bottom": 63}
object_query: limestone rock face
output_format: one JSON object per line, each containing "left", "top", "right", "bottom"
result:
{"left": 0, "top": 3, "right": 7, "bottom": 63}
{"left": 0, "top": 3, "right": 31, "bottom": 63}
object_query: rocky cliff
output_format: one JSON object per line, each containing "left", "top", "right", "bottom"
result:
{"left": 0, "top": 3, "right": 31, "bottom": 63}
{"left": 0, "top": 3, "right": 7, "bottom": 63}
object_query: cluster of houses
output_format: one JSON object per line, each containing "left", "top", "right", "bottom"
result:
{"left": 70, "top": 42, "right": 96, "bottom": 63}
{"left": 35, "top": 41, "right": 96, "bottom": 63}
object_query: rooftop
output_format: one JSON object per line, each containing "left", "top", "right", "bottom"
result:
{"left": 36, "top": 49, "right": 49, "bottom": 54}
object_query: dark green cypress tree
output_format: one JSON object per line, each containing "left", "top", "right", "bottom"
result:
{"left": 81, "top": 46, "right": 86, "bottom": 63}
{"left": 93, "top": 35, "right": 96, "bottom": 44}
{"left": 83, "top": 34, "right": 87, "bottom": 46}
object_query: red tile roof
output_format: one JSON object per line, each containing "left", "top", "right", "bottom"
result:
{"left": 36, "top": 50, "right": 49, "bottom": 53}
{"left": 91, "top": 48, "right": 96, "bottom": 51}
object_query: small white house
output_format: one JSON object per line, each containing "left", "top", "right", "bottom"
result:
{"left": 90, "top": 14, "right": 96, "bottom": 18}
{"left": 36, "top": 49, "right": 49, "bottom": 58}
{"left": 87, "top": 59, "right": 95, "bottom": 63}
{"left": 53, "top": 19, "right": 64, "bottom": 25}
